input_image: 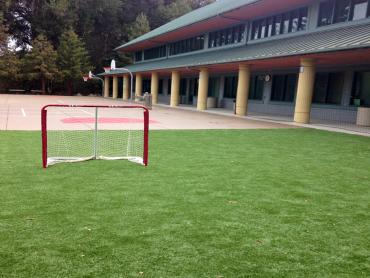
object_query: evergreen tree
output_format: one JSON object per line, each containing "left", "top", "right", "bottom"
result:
{"left": 57, "top": 28, "right": 91, "bottom": 95}
{"left": 0, "top": 15, "right": 8, "bottom": 55}
{"left": 22, "top": 34, "right": 58, "bottom": 94}
{"left": 156, "top": 0, "right": 192, "bottom": 24}
{"left": 127, "top": 13, "right": 150, "bottom": 41}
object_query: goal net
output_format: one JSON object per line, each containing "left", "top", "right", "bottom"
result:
{"left": 41, "top": 104, "right": 149, "bottom": 168}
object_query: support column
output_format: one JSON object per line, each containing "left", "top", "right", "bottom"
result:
{"left": 112, "top": 75, "right": 118, "bottom": 99}
{"left": 236, "top": 64, "right": 251, "bottom": 116}
{"left": 104, "top": 76, "right": 110, "bottom": 98}
{"left": 294, "top": 58, "right": 316, "bottom": 124}
{"left": 135, "top": 73, "right": 143, "bottom": 97}
{"left": 197, "top": 68, "right": 209, "bottom": 110}
{"left": 151, "top": 72, "right": 159, "bottom": 104}
{"left": 170, "top": 71, "right": 180, "bottom": 107}
{"left": 123, "top": 75, "right": 130, "bottom": 100}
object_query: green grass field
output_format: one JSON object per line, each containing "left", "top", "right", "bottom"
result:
{"left": 0, "top": 129, "right": 369, "bottom": 277}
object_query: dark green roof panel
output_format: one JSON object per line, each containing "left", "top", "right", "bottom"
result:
{"left": 116, "top": 0, "right": 258, "bottom": 50}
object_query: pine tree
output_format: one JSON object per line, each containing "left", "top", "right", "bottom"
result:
{"left": 22, "top": 34, "right": 58, "bottom": 94}
{"left": 127, "top": 13, "right": 150, "bottom": 41}
{"left": 0, "top": 15, "right": 8, "bottom": 55}
{"left": 156, "top": 0, "right": 192, "bottom": 24}
{"left": 57, "top": 28, "right": 91, "bottom": 95}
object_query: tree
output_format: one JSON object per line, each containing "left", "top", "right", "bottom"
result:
{"left": 22, "top": 34, "right": 58, "bottom": 94}
{"left": 127, "top": 12, "right": 150, "bottom": 41}
{"left": 0, "top": 15, "right": 8, "bottom": 55}
{"left": 155, "top": 0, "right": 192, "bottom": 25}
{"left": 57, "top": 28, "right": 91, "bottom": 95}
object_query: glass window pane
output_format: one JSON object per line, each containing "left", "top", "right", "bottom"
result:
{"left": 282, "top": 13, "right": 290, "bottom": 34}
{"left": 327, "top": 73, "right": 344, "bottom": 104}
{"left": 298, "top": 7, "right": 308, "bottom": 30}
{"left": 239, "top": 25, "right": 245, "bottom": 42}
{"left": 353, "top": 72, "right": 370, "bottom": 106}
{"left": 232, "top": 27, "right": 238, "bottom": 43}
{"left": 273, "top": 15, "right": 282, "bottom": 35}
{"left": 350, "top": 0, "right": 368, "bottom": 20}
{"left": 318, "top": 0, "right": 335, "bottom": 26}
{"left": 313, "top": 73, "right": 329, "bottom": 103}
{"left": 266, "top": 17, "right": 274, "bottom": 37}
{"left": 252, "top": 21, "right": 260, "bottom": 40}
{"left": 333, "top": 0, "right": 350, "bottom": 23}
{"left": 271, "top": 75, "right": 286, "bottom": 101}
{"left": 260, "top": 19, "right": 267, "bottom": 38}
{"left": 284, "top": 74, "right": 297, "bottom": 102}
{"left": 291, "top": 10, "right": 299, "bottom": 32}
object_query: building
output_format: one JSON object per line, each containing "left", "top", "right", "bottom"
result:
{"left": 102, "top": 0, "right": 370, "bottom": 125}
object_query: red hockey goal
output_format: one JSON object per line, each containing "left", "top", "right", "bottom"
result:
{"left": 41, "top": 104, "right": 149, "bottom": 168}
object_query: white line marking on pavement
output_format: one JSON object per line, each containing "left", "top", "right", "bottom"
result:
{"left": 80, "top": 109, "right": 94, "bottom": 116}
{"left": 21, "top": 108, "right": 26, "bottom": 117}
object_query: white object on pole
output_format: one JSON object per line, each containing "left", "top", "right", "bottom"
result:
{"left": 110, "top": 59, "right": 116, "bottom": 70}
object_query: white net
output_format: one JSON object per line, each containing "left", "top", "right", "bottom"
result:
{"left": 43, "top": 105, "right": 148, "bottom": 167}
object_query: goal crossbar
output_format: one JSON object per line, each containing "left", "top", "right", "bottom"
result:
{"left": 41, "top": 104, "right": 149, "bottom": 168}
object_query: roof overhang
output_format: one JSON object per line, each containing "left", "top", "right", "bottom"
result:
{"left": 116, "top": 0, "right": 313, "bottom": 52}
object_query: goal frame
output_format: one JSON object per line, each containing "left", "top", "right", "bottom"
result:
{"left": 41, "top": 104, "right": 149, "bottom": 168}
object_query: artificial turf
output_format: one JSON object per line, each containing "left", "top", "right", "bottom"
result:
{"left": 0, "top": 129, "right": 369, "bottom": 277}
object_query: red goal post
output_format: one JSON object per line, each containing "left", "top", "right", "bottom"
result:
{"left": 41, "top": 104, "right": 149, "bottom": 168}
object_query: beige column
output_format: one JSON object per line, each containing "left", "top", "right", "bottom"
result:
{"left": 235, "top": 64, "right": 251, "bottom": 116}
{"left": 294, "top": 58, "right": 316, "bottom": 124}
{"left": 104, "top": 76, "right": 110, "bottom": 98}
{"left": 123, "top": 75, "right": 130, "bottom": 100}
{"left": 151, "top": 72, "right": 159, "bottom": 104}
{"left": 135, "top": 73, "right": 143, "bottom": 97}
{"left": 170, "top": 71, "right": 180, "bottom": 107}
{"left": 197, "top": 68, "right": 209, "bottom": 110}
{"left": 112, "top": 75, "right": 118, "bottom": 99}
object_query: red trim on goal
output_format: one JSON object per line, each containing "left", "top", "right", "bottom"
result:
{"left": 41, "top": 104, "right": 150, "bottom": 168}
{"left": 143, "top": 109, "right": 149, "bottom": 166}
{"left": 41, "top": 109, "right": 48, "bottom": 168}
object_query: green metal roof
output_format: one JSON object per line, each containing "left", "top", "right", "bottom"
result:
{"left": 115, "top": 0, "right": 258, "bottom": 51}
{"left": 104, "top": 23, "right": 370, "bottom": 75}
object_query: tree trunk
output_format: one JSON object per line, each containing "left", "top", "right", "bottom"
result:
{"left": 41, "top": 78, "right": 46, "bottom": 95}
{"left": 67, "top": 80, "right": 73, "bottom": 96}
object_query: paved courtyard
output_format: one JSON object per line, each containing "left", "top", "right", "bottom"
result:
{"left": 0, "top": 94, "right": 294, "bottom": 131}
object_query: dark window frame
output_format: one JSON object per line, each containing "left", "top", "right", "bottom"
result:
{"left": 250, "top": 6, "right": 308, "bottom": 41}
{"left": 318, "top": 0, "right": 370, "bottom": 27}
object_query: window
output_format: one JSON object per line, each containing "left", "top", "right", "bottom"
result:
{"left": 135, "top": 51, "right": 142, "bottom": 62}
{"left": 313, "top": 72, "right": 344, "bottom": 104}
{"left": 249, "top": 75, "right": 264, "bottom": 100}
{"left": 318, "top": 0, "right": 370, "bottom": 27}
{"left": 209, "top": 24, "right": 245, "bottom": 48}
{"left": 266, "top": 17, "right": 274, "bottom": 37}
{"left": 350, "top": 0, "right": 368, "bottom": 20}
{"left": 282, "top": 12, "right": 291, "bottom": 34}
{"left": 271, "top": 74, "right": 297, "bottom": 102}
{"left": 298, "top": 8, "right": 308, "bottom": 30}
{"left": 352, "top": 71, "right": 370, "bottom": 106}
{"left": 251, "top": 7, "right": 308, "bottom": 40}
{"left": 252, "top": 21, "right": 260, "bottom": 40}
{"left": 224, "top": 76, "right": 238, "bottom": 98}
{"left": 158, "top": 79, "right": 163, "bottom": 95}
{"left": 260, "top": 19, "right": 267, "bottom": 39}
{"left": 273, "top": 15, "right": 282, "bottom": 35}
{"left": 291, "top": 10, "right": 300, "bottom": 32}
{"left": 333, "top": 0, "right": 351, "bottom": 23}
{"left": 318, "top": 0, "right": 335, "bottom": 26}
{"left": 144, "top": 45, "right": 167, "bottom": 61}
{"left": 169, "top": 35, "right": 204, "bottom": 56}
